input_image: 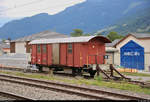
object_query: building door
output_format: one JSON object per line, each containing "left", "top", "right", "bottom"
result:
{"left": 121, "top": 40, "right": 144, "bottom": 70}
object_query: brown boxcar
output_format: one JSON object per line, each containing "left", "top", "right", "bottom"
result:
{"left": 30, "top": 36, "right": 111, "bottom": 76}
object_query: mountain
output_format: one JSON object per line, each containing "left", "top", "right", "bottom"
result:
{"left": 0, "top": 0, "right": 150, "bottom": 39}
{"left": 97, "top": 7, "right": 150, "bottom": 35}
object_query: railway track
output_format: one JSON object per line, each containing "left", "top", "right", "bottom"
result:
{"left": 0, "top": 91, "right": 34, "bottom": 100}
{"left": 0, "top": 67, "right": 150, "bottom": 87}
{"left": 0, "top": 73, "right": 148, "bottom": 100}
{"left": 0, "top": 67, "right": 24, "bottom": 71}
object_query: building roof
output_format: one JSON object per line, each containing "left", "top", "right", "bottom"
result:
{"left": 29, "top": 36, "right": 111, "bottom": 44}
{"left": 106, "top": 39, "right": 121, "bottom": 47}
{"left": 130, "top": 33, "right": 150, "bottom": 38}
{"left": 114, "top": 33, "right": 150, "bottom": 47}
{"left": 106, "top": 47, "right": 118, "bottom": 52}
{"left": 0, "top": 42, "right": 10, "bottom": 49}
{"left": 11, "top": 30, "right": 68, "bottom": 42}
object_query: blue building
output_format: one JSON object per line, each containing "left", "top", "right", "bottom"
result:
{"left": 113, "top": 33, "right": 150, "bottom": 72}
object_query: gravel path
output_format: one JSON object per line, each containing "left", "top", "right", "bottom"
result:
{"left": 78, "top": 83, "right": 150, "bottom": 99}
{"left": 0, "top": 80, "right": 92, "bottom": 100}
{"left": 127, "top": 75, "right": 150, "bottom": 82}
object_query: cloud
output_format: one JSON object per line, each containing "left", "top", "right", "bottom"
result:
{"left": 0, "top": 0, "right": 86, "bottom": 18}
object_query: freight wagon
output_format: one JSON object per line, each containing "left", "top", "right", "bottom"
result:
{"left": 29, "top": 36, "right": 111, "bottom": 76}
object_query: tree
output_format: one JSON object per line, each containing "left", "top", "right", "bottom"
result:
{"left": 70, "top": 29, "right": 83, "bottom": 37}
{"left": 94, "top": 32, "right": 102, "bottom": 36}
{"left": 107, "top": 31, "right": 124, "bottom": 41}
{"left": 70, "top": 29, "right": 91, "bottom": 37}
{"left": 7, "top": 37, "right": 11, "bottom": 41}
{"left": 84, "top": 33, "right": 91, "bottom": 36}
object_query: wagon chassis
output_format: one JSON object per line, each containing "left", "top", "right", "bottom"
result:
{"left": 35, "top": 64, "right": 97, "bottom": 77}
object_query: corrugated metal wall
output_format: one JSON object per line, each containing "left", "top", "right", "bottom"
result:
{"left": 121, "top": 40, "right": 144, "bottom": 70}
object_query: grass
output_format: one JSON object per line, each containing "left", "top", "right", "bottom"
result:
{"left": 0, "top": 70, "right": 150, "bottom": 95}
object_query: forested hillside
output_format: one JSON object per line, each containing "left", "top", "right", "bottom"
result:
{"left": 0, "top": 0, "right": 150, "bottom": 39}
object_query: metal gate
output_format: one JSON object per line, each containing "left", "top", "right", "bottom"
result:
{"left": 121, "top": 40, "right": 144, "bottom": 70}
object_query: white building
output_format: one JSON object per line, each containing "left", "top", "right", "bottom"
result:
{"left": 106, "top": 33, "right": 150, "bottom": 72}
{"left": 10, "top": 30, "right": 68, "bottom": 61}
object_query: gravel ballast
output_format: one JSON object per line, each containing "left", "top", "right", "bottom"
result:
{"left": 0, "top": 80, "right": 91, "bottom": 100}
{"left": 0, "top": 70, "right": 150, "bottom": 100}
{"left": 0, "top": 95, "right": 15, "bottom": 100}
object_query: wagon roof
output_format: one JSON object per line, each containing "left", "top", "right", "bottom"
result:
{"left": 29, "top": 36, "right": 111, "bottom": 44}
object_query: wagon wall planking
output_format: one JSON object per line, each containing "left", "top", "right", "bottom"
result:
{"left": 60, "top": 43, "right": 67, "bottom": 66}
{"left": 31, "top": 45, "right": 37, "bottom": 64}
{"left": 67, "top": 43, "right": 74, "bottom": 66}
{"left": 37, "top": 45, "right": 42, "bottom": 64}
{"left": 41, "top": 44, "right": 47, "bottom": 65}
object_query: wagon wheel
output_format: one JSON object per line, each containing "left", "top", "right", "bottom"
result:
{"left": 37, "top": 65, "right": 43, "bottom": 72}
{"left": 72, "top": 68, "right": 77, "bottom": 76}
{"left": 89, "top": 68, "right": 96, "bottom": 78}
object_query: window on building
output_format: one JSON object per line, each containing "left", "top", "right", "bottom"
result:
{"left": 68, "top": 44, "right": 72, "bottom": 53}
{"left": 37, "top": 45, "right": 41, "bottom": 53}
{"left": 43, "top": 45, "right": 47, "bottom": 53}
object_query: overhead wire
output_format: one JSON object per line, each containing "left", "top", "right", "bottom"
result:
{"left": 0, "top": 0, "right": 44, "bottom": 12}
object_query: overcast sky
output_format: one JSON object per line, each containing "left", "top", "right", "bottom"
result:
{"left": 0, "top": 0, "right": 86, "bottom": 18}
{"left": 0, "top": 0, "right": 86, "bottom": 26}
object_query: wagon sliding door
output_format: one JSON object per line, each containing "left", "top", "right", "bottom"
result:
{"left": 52, "top": 44, "right": 60, "bottom": 65}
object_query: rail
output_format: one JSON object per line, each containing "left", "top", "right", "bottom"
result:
{"left": 0, "top": 91, "right": 34, "bottom": 100}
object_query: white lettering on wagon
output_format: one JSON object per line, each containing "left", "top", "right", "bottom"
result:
{"left": 124, "top": 52, "right": 140, "bottom": 56}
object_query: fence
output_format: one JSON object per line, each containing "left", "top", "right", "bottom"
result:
{"left": 0, "top": 53, "right": 30, "bottom": 69}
